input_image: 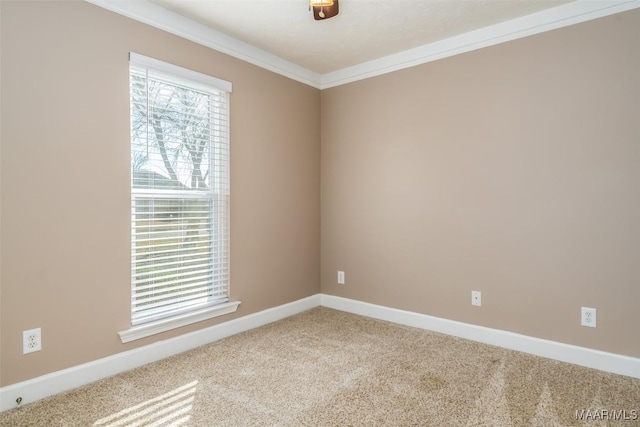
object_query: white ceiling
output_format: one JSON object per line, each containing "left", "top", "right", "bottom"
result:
{"left": 150, "top": 0, "right": 573, "bottom": 74}
{"left": 88, "top": 0, "right": 640, "bottom": 88}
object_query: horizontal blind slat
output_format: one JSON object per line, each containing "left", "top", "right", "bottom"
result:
{"left": 133, "top": 279, "right": 219, "bottom": 299}
{"left": 130, "top": 239, "right": 229, "bottom": 253}
{"left": 133, "top": 279, "right": 228, "bottom": 296}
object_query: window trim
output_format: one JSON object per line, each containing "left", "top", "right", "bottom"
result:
{"left": 129, "top": 52, "right": 232, "bottom": 93}
{"left": 118, "top": 301, "right": 241, "bottom": 343}
{"left": 125, "top": 52, "right": 236, "bottom": 341}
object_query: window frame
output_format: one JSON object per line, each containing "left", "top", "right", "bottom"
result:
{"left": 119, "top": 53, "right": 238, "bottom": 343}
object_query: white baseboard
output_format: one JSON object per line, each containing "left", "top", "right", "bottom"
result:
{"left": 320, "top": 294, "right": 640, "bottom": 379}
{"left": 3, "top": 293, "right": 638, "bottom": 413}
{"left": 0, "top": 294, "right": 321, "bottom": 412}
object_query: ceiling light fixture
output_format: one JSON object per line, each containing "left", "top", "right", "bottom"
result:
{"left": 310, "top": 0, "right": 339, "bottom": 20}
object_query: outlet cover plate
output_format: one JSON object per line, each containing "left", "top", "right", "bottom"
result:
{"left": 337, "top": 271, "right": 345, "bottom": 285}
{"left": 471, "top": 290, "right": 481, "bottom": 306}
{"left": 581, "top": 307, "right": 597, "bottom": 328}
{"left": 23, "top": 328, "right": 42, "bottom": 354}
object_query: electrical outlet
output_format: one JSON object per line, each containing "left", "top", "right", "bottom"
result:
{"left": 337, "top": 271, "right": 345, "bottom": 285}
{"left": 23, "top": 328, "right": 42, "bottom": 354}
{"left": 581, "top": 307, "right": 596, "bottom": 328}
{"left": 471, "top": 291, "right": 481, "bottom": 306}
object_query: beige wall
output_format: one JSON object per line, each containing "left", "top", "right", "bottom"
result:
{"left": 0, "top": 1, "right": 320, "bottom": 386}
{"left": 2, "top": 0, "right": 639, "bottom": 391}
{"left": 0, "top": 1, "right": 3, "bottom": 390}
{"left": 321, "top": 10, "right": 640, "bottom": 357}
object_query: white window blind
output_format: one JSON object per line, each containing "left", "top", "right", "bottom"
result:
{"left": 129, "top": 53, "right": 231, "bottom": 326}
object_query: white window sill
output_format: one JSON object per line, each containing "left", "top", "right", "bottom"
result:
{"left": 118, "top": 301, "right": 241, "bottom": 343}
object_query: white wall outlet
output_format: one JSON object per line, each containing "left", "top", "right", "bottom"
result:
{"left": 581, "top": 307, "right": 597, "bottom": 328}
{"left": 337, "top": 270, "right": 345, "bottom": 285}
{"left": 471, "top": 290, "right": 481, "bottom": 307}
{"left": 23, "top": 328, "right": 42, "bottom": 354}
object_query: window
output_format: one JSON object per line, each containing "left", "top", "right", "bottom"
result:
{"left": 124, "top": 53, "right": 236, "bottom": 339}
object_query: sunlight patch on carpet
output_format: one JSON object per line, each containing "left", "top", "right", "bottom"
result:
{"left": 92, "top": 380, "right": 198, "bottom": 427}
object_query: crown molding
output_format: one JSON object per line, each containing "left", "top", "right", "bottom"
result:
{"left": 320, "top": 0, "right": 640, "bottom": 88}
{"left": 84, "top": 0, "right": 322, "bottom": 88}
{"left": 85, "top": 0, "right": 640, "bottom": 90}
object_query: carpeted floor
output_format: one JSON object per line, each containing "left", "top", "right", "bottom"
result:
{"left": 1, "top": 307, "right": 639, "bottom": 426}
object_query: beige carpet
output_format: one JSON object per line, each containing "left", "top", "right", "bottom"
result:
{"left": 1, "top": 307, "right": 639, "bottom": 426}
